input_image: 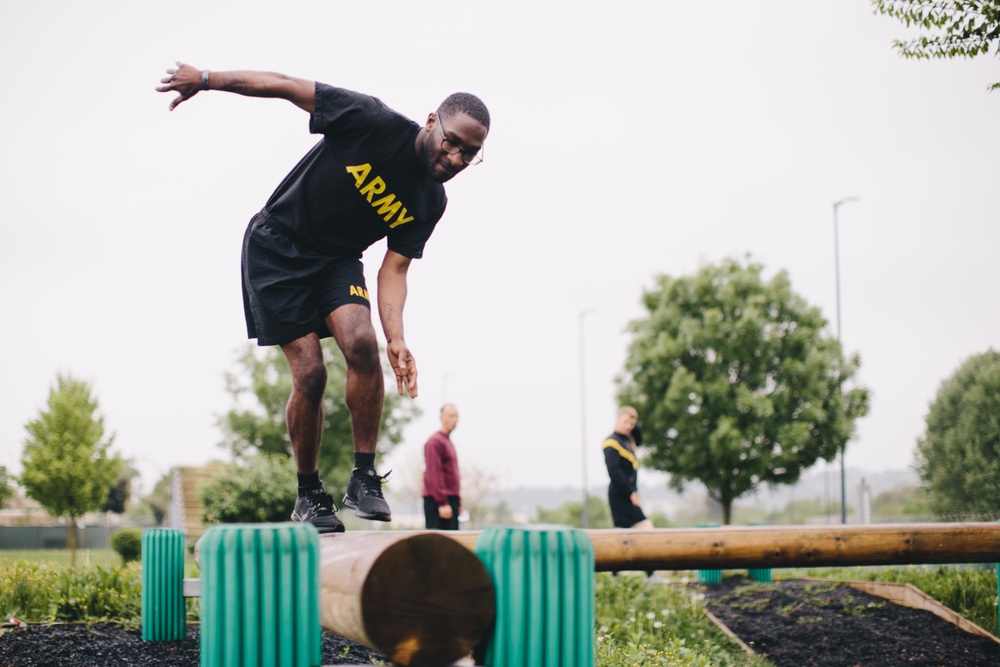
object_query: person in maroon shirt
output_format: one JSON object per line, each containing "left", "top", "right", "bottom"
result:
{"left": 422, "top": 404, "right": 462, "bottom": 530}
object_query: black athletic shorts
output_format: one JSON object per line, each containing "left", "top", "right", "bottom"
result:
{"left": 241, "top": 209, "right": 371, "bottom": 346}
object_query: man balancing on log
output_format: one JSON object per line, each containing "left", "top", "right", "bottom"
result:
{"left": 157, "top": 62, "right": 490, "bottom": 533}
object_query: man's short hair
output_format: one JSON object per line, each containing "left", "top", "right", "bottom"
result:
{"left": 617, "top": 406, "right": 638, "bottom": 418}
{"left": 438, "top": 93, "right": 490, "bottom": 130}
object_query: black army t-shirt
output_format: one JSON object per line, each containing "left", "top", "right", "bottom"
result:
{"left": 263, "top": 84, "right": 447, "bottom": 259}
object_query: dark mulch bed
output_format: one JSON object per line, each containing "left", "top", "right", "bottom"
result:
{"left": 703, "top": 575, "right": 999, "bottom": 667}
{"left": 0, "top": 623, "right": 385, "bottom": 667}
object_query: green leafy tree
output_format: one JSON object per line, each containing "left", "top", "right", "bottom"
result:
{"left": 872, "top": 0, "right": 1000, "bottom": 91}
{"left": 0, "top": 466, "right": 14, "bottom": 508}
{"left": 218, "top": 341, "right": 419, "bottom": 497}
{"left": 20, "top": 375, "right": 123, "bottom": 565}
{"left": 200, "top": 454, "right": 297, "bottom": 524}
{"left": 915, "top": 349, "right": 1000, "bottom": 517}
{"left": 870, "top": 483, "right": 933, "bottom": 519}
{"left": 535, "top": 496, "right": 613, "bottom": 528}
{"left": 617, "top": 258, "right": 869, "bottom": 524}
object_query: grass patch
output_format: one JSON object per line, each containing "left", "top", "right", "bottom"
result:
{"left": 594, "top": 573, "right": 772, "bottom": 666}
{"left": 1, "top": 549, "right": 124, "bottom": 570}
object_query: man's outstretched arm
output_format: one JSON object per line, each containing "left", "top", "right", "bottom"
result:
{"left": 156, "top": 61, "right": 315, "bottom": 113}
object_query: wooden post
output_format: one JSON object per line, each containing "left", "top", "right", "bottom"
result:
{"left": 318, "top": 531, "right": 494, "bottom": 667}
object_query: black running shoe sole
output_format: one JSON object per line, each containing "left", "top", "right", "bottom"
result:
{"left": 342, "top": 496, "right": 391, "bottom": 522}
{"left": 291, "top": 512, "right": 345, "bottom": 534}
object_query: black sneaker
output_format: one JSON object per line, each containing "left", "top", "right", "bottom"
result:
{"left": 291, "top": 488, "right": 345, "bottom": 534}
{"left": 343, "top": 468, "right": 392, "bottom": 521}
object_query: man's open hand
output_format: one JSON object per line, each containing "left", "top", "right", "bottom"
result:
{"left": 156, "top": 61, "right": 203, "bottom": 111}
{"left": 387, "top": 339, "right": 418, "bottom": 398}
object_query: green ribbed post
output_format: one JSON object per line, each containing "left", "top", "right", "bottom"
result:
{"left": 475, "top": 525, "right": 594, "bottom": 667}
{"left": 199, "top": 523, "right": 320, "bottom": 667}
{"left": 142, "top": 528, "right": 187, "bottom": 641}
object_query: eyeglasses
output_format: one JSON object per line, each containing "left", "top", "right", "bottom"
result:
{"left": 437, "top": 113, "right": 484, "bottom": 166}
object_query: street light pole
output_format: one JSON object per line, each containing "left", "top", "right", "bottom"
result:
{"left": 579, "top": 309, "right": 595, "bottom": 528}
{"left": 833, "top": 196, "right": 858, "bottom": 525}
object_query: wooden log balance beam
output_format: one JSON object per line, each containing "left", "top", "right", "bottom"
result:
{"left": 371, "top": 522, "right": 1000, "bottom": 573}
{"left": 194, "top": 523, "right": 999, "bottom": 665}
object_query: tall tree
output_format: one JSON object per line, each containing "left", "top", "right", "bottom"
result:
{"left": 617, "top": 258, "right": 869, "bottom": 524}
{"left": 20, "top": 375, "right": 123, "bottom": 565}
{"left": 872, "top": 0, "right": 1000, "bottom": 91}
{"left": 218, "top": 341, "right": 419, "bottom": 497}
{"left": 915, "top": 349, "right": 1000, "bottom": 517}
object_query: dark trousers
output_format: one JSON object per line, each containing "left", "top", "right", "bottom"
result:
{"left": 424, "top": 495, "right": 460, "bottom": 530}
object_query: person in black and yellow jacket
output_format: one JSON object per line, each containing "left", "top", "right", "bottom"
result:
{"left": 602, "top": 406, "right": 653, "bottom": 530}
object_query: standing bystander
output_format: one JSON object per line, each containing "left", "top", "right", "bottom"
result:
{"left": 423, "top": 404, "right": 462, "bottom": 530}
{"left": 603, "top": 406, "right": 653, "bottom": 530}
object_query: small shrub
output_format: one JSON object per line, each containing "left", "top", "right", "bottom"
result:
{"left": 0, "top": 557, "right": 142, "bottom": 624}
{"left": 0, "top": 558, "right": 61, "bottom": 621}
{"left": 50, "top": 564, "right": 142, "bottom": 623}
{"left": 111, "top": 528, "right": 143, "bottom": 564}
{"left": 200, "top": 455, "right": 296, "bottom": 524}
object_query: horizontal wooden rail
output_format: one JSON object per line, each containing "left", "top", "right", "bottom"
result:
{"left": 411, "top": 523, "right": 1000, "bottom": 572}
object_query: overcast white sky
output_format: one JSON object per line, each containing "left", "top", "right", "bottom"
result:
{"left": 2, "top": 1, "right": 998, "bottom": 501}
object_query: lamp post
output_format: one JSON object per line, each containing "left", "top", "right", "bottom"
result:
{"left": 833, "top": 196, "right": 858, "bottom": 525}
{"left": 579, "top": 308, "right": 595, "bottom": 528}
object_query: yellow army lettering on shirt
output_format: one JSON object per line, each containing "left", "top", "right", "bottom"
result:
{"left": 349, "top": 285, "right": 370, "bottom": 301}
{"left": 345, "top": 163, "right": 416, "bottom": 229}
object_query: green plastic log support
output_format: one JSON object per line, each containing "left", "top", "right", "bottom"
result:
{"left": 141, "top": 528, "right": 187, "bottom": 641}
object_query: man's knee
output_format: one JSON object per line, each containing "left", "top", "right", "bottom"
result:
{"left": 340, "top": 332, "right": 380, "bottom": 374}
{"left": 294, "top": 360, "right": 328, "bottom": 400}
{"left": 283, "top": 340, "right": 328, "bottom": 400}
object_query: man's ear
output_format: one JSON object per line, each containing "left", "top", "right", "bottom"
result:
{"left": 424, "top": 112, "right": 437, "bottom": 132}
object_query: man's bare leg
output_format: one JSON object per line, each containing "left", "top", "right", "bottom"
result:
{"left": 282, "top": 333, "right": 344, "bottom": 533}
{"left": 280, "top": 333, "right": 327, "bottom": 473}
{"left": 326, "top": 304, "right": 392, "bottom": 521}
